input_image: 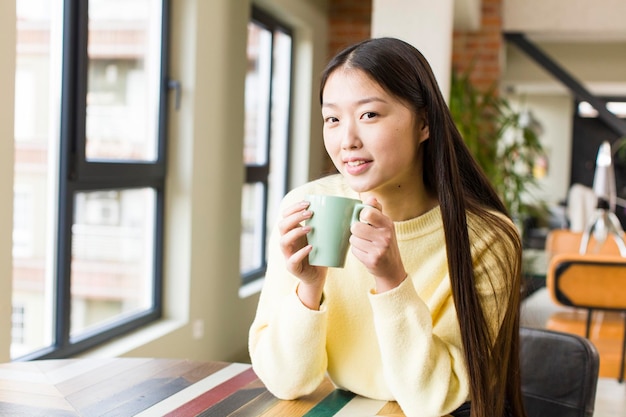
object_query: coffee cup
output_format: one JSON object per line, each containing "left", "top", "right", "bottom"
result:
{"left": 305, "top": 194, "right": 367, "bottom": 268}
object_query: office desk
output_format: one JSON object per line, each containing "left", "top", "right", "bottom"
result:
{"left": 0, "top": 358, "right": 405, "bottom": 416}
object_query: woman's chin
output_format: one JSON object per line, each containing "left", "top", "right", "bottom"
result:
{"left": 345, "top": 179, "right": 375, "bottom": 195}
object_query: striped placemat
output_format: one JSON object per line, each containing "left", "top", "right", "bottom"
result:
{"left": 0, "top": 358, "right": 405, "bottom": 416}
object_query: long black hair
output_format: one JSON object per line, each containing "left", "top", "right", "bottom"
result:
{"left": 320, "top": 37, "right": 525, "bottom": 417}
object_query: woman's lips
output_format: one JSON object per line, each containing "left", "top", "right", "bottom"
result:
{"left": 344, "top": 159, "right": 372, "bottom": 175}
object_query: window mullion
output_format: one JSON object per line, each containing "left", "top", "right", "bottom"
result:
{"left": 52, "top": 0, "right": 88, "bottom": 356}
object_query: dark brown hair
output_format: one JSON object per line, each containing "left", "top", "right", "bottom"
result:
{"left": 320, "top": 37, "right": 525, "bottom": 417}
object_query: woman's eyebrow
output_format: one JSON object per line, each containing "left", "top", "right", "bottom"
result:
{"left": 322, "top": 96, "right": 388, "bottom": 108}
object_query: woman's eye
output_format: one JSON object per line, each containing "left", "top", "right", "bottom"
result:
{"left": 362, "top": 112, "right": 377, "bottom": 119}
{"left": 324, "top": 116, "right": 339, "bottom": 123}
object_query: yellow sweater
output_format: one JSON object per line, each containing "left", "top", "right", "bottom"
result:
{"left": 248, "top": 174, "right": 517, "bottom": 417}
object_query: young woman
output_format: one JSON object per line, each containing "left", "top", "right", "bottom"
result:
{"left": 248, "top": 37, "right": 526, "bottom": 417}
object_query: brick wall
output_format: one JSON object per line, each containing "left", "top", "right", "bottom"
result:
{"left": 327, "top": 0, "right": 372, "bottom": 58}
{"left": 452, "top": 0, "right": 503, "bottom": 92}
{"left": 326, "top": 0, "right": 503, "bottom": 92}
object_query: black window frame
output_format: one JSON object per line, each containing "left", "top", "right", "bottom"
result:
{"left": 18, "top": 0, "right": 170, "bottom": 360}
{"left": 241, "top": 6, "right": 293, "bottom": 285}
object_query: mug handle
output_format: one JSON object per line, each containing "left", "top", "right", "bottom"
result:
{"left": 351, "top": 203, "right": 369, "bottom": 225}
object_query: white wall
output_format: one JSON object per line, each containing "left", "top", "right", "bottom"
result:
{"left": 0, "top": 1, "right": 16, "bottom": 363}
{"left": 504, "top": 0, "right": 626, "bottom": 37}
{"left": 371, "top": 0, "right": 454, "bottom": 100}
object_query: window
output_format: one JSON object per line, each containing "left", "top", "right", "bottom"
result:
{"left": 240, "top": 8, "right": 293, "bottom": 284}
{"left": 578, "top": 101, "right": 626, "bottom": 118}
{"left": 11, "top": 306, "right": 25, "bottom": 346}
{"left": 12, "top": 187, "right": 34, "bottom": 258}
{"left": 12, "top": 0, "right": 169, "bottom": 360}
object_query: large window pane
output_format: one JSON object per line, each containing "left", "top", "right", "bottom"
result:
{"left": 267, "top": 30, "right": 291, "bottom": 247}
{"left": 86, "top": 0, "right": 162, "bottom": 162}
{"left": 70, "top": 188, "right": 155, "bottom": 337}
{"left": 12, "top": 0, "right": 61, "bottom": 359}
{"left": 244, "top": 22, "right": 272, "bottom": 166}
{"left": 240, "top": 10, "right": 292, "bottom": 284}
{"left": 240, "top": 183, "right": 265, "bottom": 274}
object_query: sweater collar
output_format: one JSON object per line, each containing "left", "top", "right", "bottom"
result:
{"left": 393, "top": 205, "right": 442, "bottom": 241}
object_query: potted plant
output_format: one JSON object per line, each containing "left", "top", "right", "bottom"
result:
{"left": 449, "top": 67, "right": 547, "bottom": 224}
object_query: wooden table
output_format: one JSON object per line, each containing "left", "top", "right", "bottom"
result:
{"left": 0, "top": 358, "right": 405, "bottom": 416}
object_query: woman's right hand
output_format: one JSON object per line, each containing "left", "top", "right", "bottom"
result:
{"left": 278, "top": 200, "right": 327, "bottom": 309}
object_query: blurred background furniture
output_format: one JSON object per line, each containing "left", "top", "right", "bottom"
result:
{"left": 545, "top": 230, "right": 626, "bottom": 381}
{"left": 520, "top": 327, "right": 600, "bottom": 417}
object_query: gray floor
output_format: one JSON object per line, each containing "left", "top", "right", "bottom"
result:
{"left": 521, "top": 288, "right": 626, "bottom": 417}
{"left": 595, "top": 378, "right": 626, "bottom": 417}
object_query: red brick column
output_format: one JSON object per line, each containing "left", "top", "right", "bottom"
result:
{"left": 326, "top": 0, "right": 503, "bottom": 93}
{"left": 327, "top": 0, "right": 372, "bottom": 58}
{"left": 452, "top": 0, "right": 503, "bottom": 92}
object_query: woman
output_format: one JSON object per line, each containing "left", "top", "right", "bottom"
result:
{"left": 248, "top": 37, "right": 526, "bottom": 417}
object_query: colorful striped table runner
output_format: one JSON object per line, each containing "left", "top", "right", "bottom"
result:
{"left": 0, "top": 358, "right": 405, "bottom": 416}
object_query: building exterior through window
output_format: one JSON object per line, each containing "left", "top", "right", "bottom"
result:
{"left": 12, "top": 0, "right": 168, "bottom": 359}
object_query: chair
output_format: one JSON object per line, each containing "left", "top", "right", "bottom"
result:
{"left": 545, "top": 228, "right": 621, "bottom": 259}
{"left": 544, "top": 229, "right": 626, "bottom": 381}
{"left": 520, "top": 327, "right": 600, "bottom": 417}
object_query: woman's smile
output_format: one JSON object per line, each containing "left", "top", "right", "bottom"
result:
{"left": 344, "top": 157, "right": 373, "bottom": 175}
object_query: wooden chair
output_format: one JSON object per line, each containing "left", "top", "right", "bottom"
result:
{"left": 545, "top": 230, "right": 626, "bottom": 382}
{"left": 520, "top": 327, "right": 600, "bottom": 417}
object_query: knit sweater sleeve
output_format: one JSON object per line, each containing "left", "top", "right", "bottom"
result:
{"left": 368, "top": 278, "right": 468, "bottom": 417}
{"left": 248, "top": 279, "right": 329, "bottom": 399}
{"left": 368, "top": 214, "right": 517, "bottom": 417}
{"left": 247, "top": 189, "right": 331, "bottom": 400}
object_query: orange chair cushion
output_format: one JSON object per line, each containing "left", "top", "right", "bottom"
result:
{"left": 547, "top": 253, "right": 626, "bottom": 309}
{"left": 545, "top": 229, "right": 622, "bottom": 260}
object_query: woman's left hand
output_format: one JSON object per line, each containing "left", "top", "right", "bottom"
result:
{"left": 349, "top": 197, "right": 407, "bottom": 293}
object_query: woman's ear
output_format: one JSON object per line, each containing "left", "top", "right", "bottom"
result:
{"left": 418, "top": 123, "right": 429, "bottom": 143}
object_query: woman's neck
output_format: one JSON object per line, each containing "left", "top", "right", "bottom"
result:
{"left": 361, "top": 186, "right": 438, "bottom": 222}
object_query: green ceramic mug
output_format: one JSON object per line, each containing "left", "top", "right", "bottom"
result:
{"left": 305, "top": 194, "right": 367, "bottom": 268}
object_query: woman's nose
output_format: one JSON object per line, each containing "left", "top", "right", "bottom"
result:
{"left": 340, "top": 122, "right": 362, "bottom": 150}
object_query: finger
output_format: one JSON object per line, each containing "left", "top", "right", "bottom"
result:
{"left": 280, "top": 224, "right": 312, "bottom": 256}
{"left": 351, "top": 221, "right": 375, "bottom": 241}
{"left": 282, "top": 200, "right": 310, "bottom": 218}
{"left": 362, "top": 196, "right": 382, "bottom": 211}
{"left": 349, "top": 233, "right": 370, "bottom": 253}
{"left": 278, "top": 205, "right": 312, "bottom": 235}
{"left": 285, "top": 244, "right": 313, "bottom": 273}
{"left": 355, "top": 205, "right": 386, "bottom": 229}
{"left": 357, "top": 206, "right": 375, "bottom": 226}
{"left": 350, "top": 232, "right": 396, "bottom": 272}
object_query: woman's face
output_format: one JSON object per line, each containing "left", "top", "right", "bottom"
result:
{"left": 321, "top": 68, "right": 429, "bottom": 196}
